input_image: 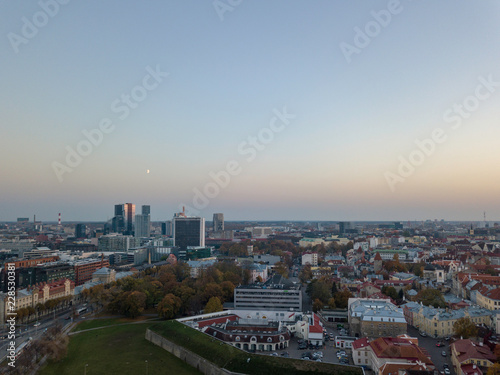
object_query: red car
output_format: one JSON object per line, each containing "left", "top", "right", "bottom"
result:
{"left": 436, "top": 342, "right": 444, "bottom": 347}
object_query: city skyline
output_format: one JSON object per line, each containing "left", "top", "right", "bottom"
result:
{"left": 2, "top": 1, "right": 500, "bottom": 221}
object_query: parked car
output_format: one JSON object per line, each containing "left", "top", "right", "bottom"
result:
{"left": 281, "top": 352, "right": 290, "bottom": 358}
{"left": 33, "top": 322, "right": 41, "bottom": 327}
{"left": 419, "top": 331, "right": 427, "bottom": 337}
{"left": 441, "top": 351, "right": 447, "bottom": 357}
{"left": 436, "top": 342, "right": 444, "bottom": 347}
{"left": 444, "top": 368, "right": 451, "bottom": 375}
{"left": 444, "top": 337, "right": 450, "bottom": 341}
{"left": 443, "top": 364, "right": 449, "bottom": 369}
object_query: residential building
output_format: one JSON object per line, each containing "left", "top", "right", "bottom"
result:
{"left": 301, "top": 252, "right": 318, "bottom": 266}
{"left": 451, "top": 339, "right": 496, "bottom": 375}
{"left": 352, "top": 335, "right": 434, "bottom": 374}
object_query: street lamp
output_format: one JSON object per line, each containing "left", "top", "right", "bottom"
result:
{"left": 84, "top": 363, "right": 88, "bottom": 375}
{"left": 145, "top": 360, "right": 148, "bottom": 375}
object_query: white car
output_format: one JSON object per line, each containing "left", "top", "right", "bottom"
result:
{"left": 33, "top": 322, "right": 41, "bottom": 327}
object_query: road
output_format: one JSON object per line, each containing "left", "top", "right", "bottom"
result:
{"left": 407, "top": 325, "right": 455, "bottom": 375}
{"left": 0, "top": 304, "right": 88, "bottom": 365}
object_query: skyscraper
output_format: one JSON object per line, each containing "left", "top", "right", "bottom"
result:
{"left": 173, "top": 212, "right": 205, "bottom": 250}
{"left": 213, "top": 213, "right": 224, "bottom": 231}
{"left": 135, "top": 204, "right": 151, "bottom": 238}
{"left": 75, "top": 223, "right": 87, "bottom": 239}
{"left": 161, "top": 221, "right": 172, "bottom": 236}
{"left": 135, "top": 214, "right": 150, "bottom": 238}
{"left": 113, "top": 204, "right": 125, "bottom": 233}
{"left": 124, "top": 203, "right": 135, "bottom": 235}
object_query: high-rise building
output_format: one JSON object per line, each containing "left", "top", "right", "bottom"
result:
{"left": 135, "top": 214, "right": 151, "bottom": 238}
{"left": 161, "top": 221, "right": 172, "bottom": 236}
{"left": 173, "top": 212, "right": 205, "bottom": 250}
{"left": 124, "top": 203, "right": 135, "bottom": 235}
{"left": 113, "top": 204, "right": 125, "bottom": 233}
{"left": 142, "top": 205, "right": 150, "bottom": 216}
{"left": 75, "top": 223, "right": 87, "bottom": 239}
{"left": 338, "top": 221, "right": 351, "bottom": 235}
{"left": 213, "top": 213, "right": 224, "bottom": 231}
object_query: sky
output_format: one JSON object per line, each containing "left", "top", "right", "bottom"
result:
{"left": 1, "top": 0, "right": 500, "bottom": 222}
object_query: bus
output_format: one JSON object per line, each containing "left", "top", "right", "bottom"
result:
{"left": 76, "top": 307, "right": 87, "bottom": 316}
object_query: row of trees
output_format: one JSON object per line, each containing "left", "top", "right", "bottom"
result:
{"left": 81, "top": 261, "right": 247, "bottom": 319}
{"left": 14, "top": 295, "right": 72, "bottom": 323}
{"left": 9, "top": 324, "right": 68, "bottom": 375}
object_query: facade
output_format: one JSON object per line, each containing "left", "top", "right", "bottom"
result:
{"left": 234, "top": 274, "right": 302, "bottom": 311}
{"left": 0, "top": 279, "right": 74, "bottom": 322}
{"left": 372, "top": 249, "right": 408, "bottom": 261}
{"left": 173, "top": 214, "right": 205, "bottom": 250}
{"left": 213, "top": 213, "right": 224, "bottom": 231}
{"left": 91, "top": 267, "right": 116, "bottom": 283}
{"left": 301, "top": 252, "right": 318, "bottom": 266}
{"left": 203, "top": 320, "right": 290, "bottom": 352}
{"left": 476, "top": 287, "right": 500, "bottom": 311}
{"left": 134, "top": 214, "right": 151, "bottom": 238}
{"left": 73, "top": 258, "right": 110, "bottom": 285}
{"left": 75, "top": 223, "right": 87, "bottom": 239}
{"left": 352, "top": 335, "right": 434, "bottom": 374}
{"left": 451, "top": 339, "right": 496, "bottom": 375}
{"left": 6, "top": 256, "right": 59, "bottom": 269}
{"left": 98, "top": 234, "right": 140, "bottom": 251}
{"left": 408, "top": 304, "right": 494, "bottom": 338}
{"left": 18, "top": 263, "right": 75, "bottom": 287}
{"left": 348, "top": 298, "right": 407, "bottom": 338}
{"left": 161, "top": 221, "right": 172, "bottom": 236}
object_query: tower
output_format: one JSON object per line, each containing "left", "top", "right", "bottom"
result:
{"left": 213, "top": 213, "right": 224, "bottom": 231}
{"left": 58, "top": 213, "right": 61, "bottom": 226}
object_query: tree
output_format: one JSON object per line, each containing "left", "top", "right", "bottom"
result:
{"left": 122, "top": 291, "right": 146, "bottom": 318}
{"left": 487, "top": 363, "right": 500, "bottom": 375}
{"left": 327, "top": 297, "right": 336, "bottom": 309}
{"left": 416, "top": 288, "right": 446, "bottom": 308}
{"left": 204, "top": 297, "right": 223, "bottom": 313}
{"left": 381, "top": 286, "right": 398, "bottom": 301}
{"left": 299, "top": 264, "right": 313, "bottom": 283}
{"left": 453, "top": 317, "right": 478, "bottom": 339}
{"left": 274, "top": 262, "right": 289, "bottom": 278}
{"left": 157, "top": 293, "right": 182, "bottom": 319}
{"left": 333, "top": 289, "right": 352, "bottom": 309}
{"left": 312, "top": 298, "right": 324, "bottom": 313}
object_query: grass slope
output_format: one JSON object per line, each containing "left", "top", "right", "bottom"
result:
{"left": 151, "top": 320, "right": 363, "bottom": 375}
{"left": 39, "top": 320, "right": 201, "bottom": 375}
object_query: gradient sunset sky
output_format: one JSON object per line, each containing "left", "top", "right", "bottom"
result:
{"left": 1, "top": 1, "right": 500, "bottom": 222}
